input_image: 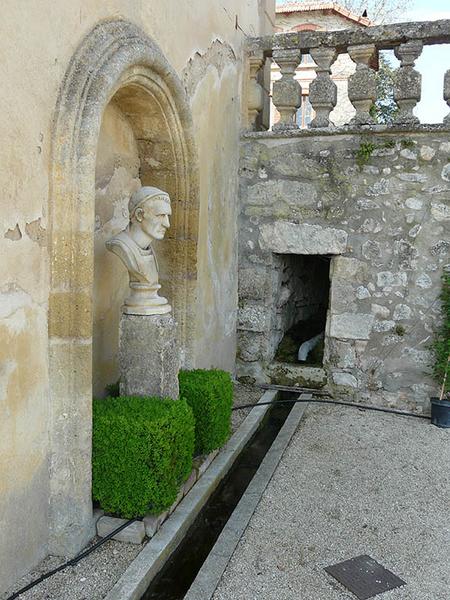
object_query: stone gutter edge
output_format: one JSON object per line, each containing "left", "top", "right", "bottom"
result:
{"left": 184, "top": 395, "right": 310, "bottom": 600}
{"left": 104, "top": 389, "right": 277, "bottom": 600}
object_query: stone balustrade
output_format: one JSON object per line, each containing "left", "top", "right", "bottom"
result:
{"left": 246, "top": 19, "right": 450, "bottom": 131}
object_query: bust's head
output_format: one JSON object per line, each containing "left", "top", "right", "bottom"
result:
{"left": 129, "top": 186, "right": 172, "bottom": 241}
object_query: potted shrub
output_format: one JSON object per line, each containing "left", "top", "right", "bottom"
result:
{"left": 430, "top": 270, "right": 450, "bottom": 428}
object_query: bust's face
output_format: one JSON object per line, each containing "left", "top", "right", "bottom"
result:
{"left": 136, "top": 198, "right": 171, "bottom": 241}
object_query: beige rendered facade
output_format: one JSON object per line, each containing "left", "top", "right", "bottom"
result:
{"left": 0, "top": 1, "right": 273, "bottom": 592}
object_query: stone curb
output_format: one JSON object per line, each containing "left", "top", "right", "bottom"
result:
{"left": 104, "top": 390, "right": 277, "bottom": 600}
{"left": 184, "top": 395, "right": 310, "bottom": 600}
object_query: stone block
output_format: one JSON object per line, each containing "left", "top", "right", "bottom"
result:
{"left": 441, "top": 163, "right": 450, "bottom": 182}
{"left": 396, "top": 172, "right": 427, "bottom": 183}
{"left": 119, "top": 313, "right": 179, "bottom": 399}
{"left": 356, "top": 286, "right": 370, "bottom": 300}
{"left": 267, "top": 149, "right": 323, "bottom": 178}
{"left": 259, "top": 222, "right": 347, "bottom": 255}
{"left": 183, "top": 470, "right": 197, "bottom": 496}
{"left": 393, "top": 304, "right": 412, "bottom": 320}
{"left": 331, "top": 257, "right": 366, "bottom": 281}
{"left": 372, "top": 320, "right": 395, "bottom": 332}
{"left": 362, "top": 240, "right": 382, "bottom": 262}
{"left": 237, "top": 331, "right": 265, "bottom": 362}
{"left": 419, "top": 146, "right": 435, "bottom": 161}
{"left": 247, "top": 179, "right": 318, "bottom": 208}
{"left": 330, "top": 313, "right": 374, "bottom": 340}
{"left": 169, "top": 488, "right": 184, "bottom": 515}
{"left": 330, "top": 280, "right": 357, "bottom": 313}
{"left": 236, "top": 359, "right": 270, "bottom": 384}
{"left": 405, "top": 197, "right": 423, "bottom": 210}
{"left": 97, "top": 516, "right": 145, "bottom": 544}
{"left": 431, "top": 201, "right": 450, "bottom": 221}
{"left": 266, "top": 363, "right": 327, "bottom": 389}
{"left": 49, "top": 291, "right": 92, "bottom": 339}
{"left": 199, "top": 449, "right": 219, "bottom": 477}
{"left": 238, "top": 268, "right": 268, "bottom": 300}
{"left": 415, "top": 273, "right": 432, "bottom": 289}
{"left": 143, "top": 511, "right": 168, "bottom": 538}
{"left": 332, "top": 372, "right": 358, "bottom": 388}
{"left": 371, "top": 304, "right": 390, "bottom": 319}
{"left": 238, "top": 304, "right": 269, "bottom": 332}
{"left": 376, "top": 271, "right": 407, "bottom": 288}
{"left": 327, "top": 339, "right": 356, "bottom": 369}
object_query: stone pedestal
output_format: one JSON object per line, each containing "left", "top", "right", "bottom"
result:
{"left": 119, "top": 314, "right": 180, "bottom": 399}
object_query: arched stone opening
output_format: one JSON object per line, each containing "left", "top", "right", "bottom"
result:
{"left": 49, "top": 19, "right": 199, "bottom": 554}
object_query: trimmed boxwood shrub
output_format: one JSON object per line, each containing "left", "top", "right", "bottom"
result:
{"left": 431, "top": 270, "right": 450, "bottom": 396}
{"left": 179, "top": 369, "right": 233, "bottom": 455}
{"left": 92, "top": 396, "right": 195, "bottom": 518}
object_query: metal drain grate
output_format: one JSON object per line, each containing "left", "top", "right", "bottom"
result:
{"left": 324, "top": 554, "right": 406, "bottom": 599}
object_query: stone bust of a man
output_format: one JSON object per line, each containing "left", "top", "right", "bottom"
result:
{"left": 106, "top": 185, "right": 172, "bottom": 315}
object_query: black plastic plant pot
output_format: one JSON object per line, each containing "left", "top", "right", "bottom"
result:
{"left": 430, "top": 397, "right": 450, "bottom": 428}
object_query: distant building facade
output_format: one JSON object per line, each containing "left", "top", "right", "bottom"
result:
{"left": 272, "top": 2, "right": 372, "bottom": 127}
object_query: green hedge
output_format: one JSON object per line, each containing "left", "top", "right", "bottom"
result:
{"left": 92, "top": 396, "right": 195, "bottom": 518}
{"left": 431, "top": 271, "right": 450, "bottom": 394}
{"left": 179, "top": 369, "right": 233, "bottom": 455}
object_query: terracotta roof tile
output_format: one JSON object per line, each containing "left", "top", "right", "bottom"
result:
{"left": 276, "top": 2, "right": 372, "bottom": 26}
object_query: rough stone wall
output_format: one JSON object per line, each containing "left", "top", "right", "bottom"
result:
{"left": 0, "top": 1, "right": 274, "bottom": 592}
{"left": 238, "top": 130, "right": 450, "bottom": 411}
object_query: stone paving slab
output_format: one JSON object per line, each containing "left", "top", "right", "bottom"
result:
{"left": 212, "top": 404, "right": 450, "bottom": 600}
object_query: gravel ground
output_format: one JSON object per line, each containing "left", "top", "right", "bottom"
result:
{"left": 231, "top": 382, "right": 262, "bottom": 433}
{"left": 0, "top": 537, "right": 143, "bottom": 600}
{"left": 213, "top": 404, "right": 450, "bottom": 600}
{"left": 2, "top": 383, "right": 263, "bottom": 600}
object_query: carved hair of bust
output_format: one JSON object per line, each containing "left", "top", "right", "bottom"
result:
{"left": 129, "top": 186, "right": 170, "bottom": 221}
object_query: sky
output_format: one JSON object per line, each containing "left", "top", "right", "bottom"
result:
{"left": 276, "top": 0, "right": 450, "bottom": 123}
{"left": 404, "top": 0, "right": 450, "bottom": 122}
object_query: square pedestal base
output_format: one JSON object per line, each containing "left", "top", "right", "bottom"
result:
{"left": 119, "top": 314, "right": 180, "bottom": 399}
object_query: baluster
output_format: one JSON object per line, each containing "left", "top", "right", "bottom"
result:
{"left": 444, "top": 69, "right": 450, "bottom": 125}
{"left": 272, "top": 48, "right": 302, "bottom": 130}
{"left": 394, "top": 40, "right": 423, "bottom": 125}
{"left": 309, "top": 48, "right": 338, "bottom": 128}
{"left": 247, "top": 50, "right": 265, "bottom": 130}
{"left": 347, "top": 44, "right": 377, "bottom": 125}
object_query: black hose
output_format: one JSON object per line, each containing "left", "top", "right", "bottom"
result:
{"left": 5, "top": 518, "right": 137, "bottom": 600}
{"left": 7, "top": 394, "right": 428, "bottom": 598}
{"left": 232, "top": 396, "right": 430, "bottom": 420}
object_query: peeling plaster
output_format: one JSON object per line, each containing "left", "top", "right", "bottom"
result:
{"left": 25, "top": 218, "right": 47, "bottom": 246}
{"left": 182, "top": 39, "right": 236, "bottom": 98}
{"left": 4, "top": 224, "right": 22, "bottom": 241}
{"left": 0, "top": 289, "right": 34, "bottom": 334}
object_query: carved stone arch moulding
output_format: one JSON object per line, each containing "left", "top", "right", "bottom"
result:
{"left": 48, "top": 19, "right": 199, "bottom": 555}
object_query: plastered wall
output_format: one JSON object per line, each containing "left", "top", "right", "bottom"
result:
{"left": 0, "top": 0, "right": 274, "bottom": 592}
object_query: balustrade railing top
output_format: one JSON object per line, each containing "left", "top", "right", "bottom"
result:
{"left": 246, "top": 19, "right": 450, "bottom": 132}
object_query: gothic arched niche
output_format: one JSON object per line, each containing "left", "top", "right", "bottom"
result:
{"left": 49, "top": 19, "right": 199, "bottom": 555}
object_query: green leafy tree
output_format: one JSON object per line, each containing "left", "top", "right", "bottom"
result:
{"left": 370, "top": 54, "right": 398, "bottom": 125}
{"left": 276, "top": 0, "right": 409, "bottom": 24}
{"left": 338, "top": 0, "right": 408, "bottom": 23}
{"left": 431, "top": 271, "right": 450, "bottom": 397}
